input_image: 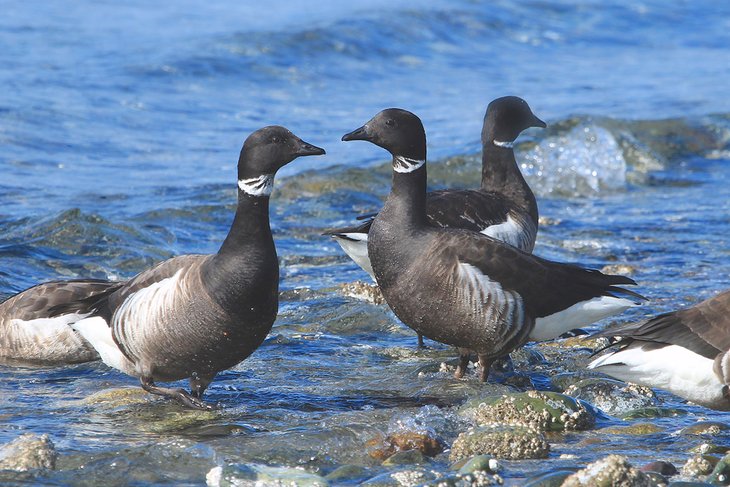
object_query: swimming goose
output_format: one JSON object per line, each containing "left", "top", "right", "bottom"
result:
{"left": 0, "top": 279, "right": 120, "bottom": 365}
{"left": 589, "top": 288, "right": 730, "bottom": 410}
{"left": 64, "top": 126, "right": 325, "bottom": 409}
{"left": 342, "top": 108, "right": 643, "bottom": 381}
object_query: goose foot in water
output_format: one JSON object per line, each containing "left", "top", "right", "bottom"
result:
{"left": 454, "top": 348, "right": 472, "bottom": 379}
{"left": 478, "top": 355, "right": 494, "bottom": 382}
{"left": 140, "top": 377, "right": 217, "bottom": 410}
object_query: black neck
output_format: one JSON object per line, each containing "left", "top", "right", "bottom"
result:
{"left": 481, "top": 140, "right": 537, "bottom": 216}
{"left": 217, "top": 190, "right": 274, "bottom": 258}
{"left": 382, "top": 159, "right": 429, "bottom": 229}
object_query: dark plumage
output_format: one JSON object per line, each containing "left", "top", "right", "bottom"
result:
{"left": 325, "top": 97, "right": 544, "bottom": 348}
{"left": 343, "top": 108, "right": 642, "bottom": 381}
{"left": 69, "top": 126, "right": 325, "bottom": 409}
{"left": 589, "top": 288, "right": 730, "bottom": 410}
{"left": 0, "top": 279, "right": 121, "bottom": 365}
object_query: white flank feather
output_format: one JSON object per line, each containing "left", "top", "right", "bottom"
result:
{"left": 481, "top": 214, "right": 524, "bottom": 249}
{"left": 11, "top": 313, "right": 89, "bottom": 341}
{"left": 589, "top": 344, "right": 727, "bottom": 409}
{"left": 71, "top": 316, "right": 134, "bottom": 375}
{"left": 530, "top": 296, "right": 636, "bottom": 342}
{"left": 457, "top": 263, "right": 525, "bottom": 342}
{"left": 332, "top": 233, "right": 374, "bottom": 279}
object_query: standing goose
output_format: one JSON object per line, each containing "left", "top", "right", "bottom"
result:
{"left": 65, "top": 126, "right": 325, "bottom": 409}
{"left": 589, "top": 289, "right": 730, "bottom": 410}
{"left": 324, "top": 96, "right": 545, "bottom": 278}
{"left": 342, "top": 108, "right": 643, "bottom": 381}
{"left": 0, "top": 279, "right": 120, "bottom": 365}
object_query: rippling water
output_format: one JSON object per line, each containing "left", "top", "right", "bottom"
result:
{"left": 2, "top": 1, "right": 730, "bottom": 485}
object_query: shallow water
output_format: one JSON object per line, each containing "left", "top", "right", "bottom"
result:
{"left": 2, "top": 1, "right": 730, "bottom": 485}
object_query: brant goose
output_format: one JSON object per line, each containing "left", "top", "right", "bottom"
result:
{"left": 0, "top": 279, "right": 119, "bottom": 365}
{"left": 325, "top": 96, "right": 545, "bottom": 277}
{"left": 342, "top": 108, "right": 643, "bottom": 381}
{"left": 64, "top": 126, "right": 325, "bottom": 409}
{"left": 589, "top": 289, "right": 730, "bottom": 410}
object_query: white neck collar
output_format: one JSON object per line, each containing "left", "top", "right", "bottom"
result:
{"left": 238, "top": 174, "right": 274, "bottom": 196}
{"left": 493, "top": 139, "right": 514, "bottom": 149}
{"left": 393, "top": 155, "right": 426, "bottom": 174}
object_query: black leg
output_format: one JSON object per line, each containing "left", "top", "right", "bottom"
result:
{"left": 477, "top": 354, "right": 494, "bottom": 382}
{"left": 454, "top": 348, "right": 471, "bottom": 379}
{"left": 140, "top": 376, "right": 216, "bottom": 410}
{"left": 417, "top": 333, "right": 425, "bottom": 348}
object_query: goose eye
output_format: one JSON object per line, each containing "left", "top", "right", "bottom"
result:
{"left": 271, "top": 136, "right": 281, "bottom": 144}
{"left": 385, "top": 119, "right": 395, "bottom": 127}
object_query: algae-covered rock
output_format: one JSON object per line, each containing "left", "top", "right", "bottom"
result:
{"left": 565, "top": 378, "right": 659, "bottom": 415}
{"left": 561, "top": 454, "right": 651, "bottom": 487}
{"left": 682, "top": 455, "right": 719, "bottom": 477}
{"left": 707, "top": 452, "right": 730, "bottom": 485}
{"left": 470, "top": 390, "right": 594, "bottom": 432}
{"left": 450, "top": 425, "right": 549, "bottom": 461}
{"left": 206, "top": 464, "right": 329, "bottom": 487}
{"left": 690, "top": 443, "right": 727, "bottom": 455}
{"left": 680, "top": 422, "right": 730, "bottom": 437}
{"left": 0, "top": 433, "right": 57, "bottom": 472}
{"left": 601, "top": 423, "right": 665, "bottom": 435}
{"left": 618, "top": 407, "right": 687, "bottom": 420}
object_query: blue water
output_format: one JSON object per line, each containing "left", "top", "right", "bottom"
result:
{"left": 2, "top": 1, "right": 730, "bottom": 484}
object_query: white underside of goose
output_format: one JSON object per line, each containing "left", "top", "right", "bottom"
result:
{"left": 71, "top": 316, "right": 133, "bottom": 374}
{"left": 332, "top": 233, "right": 375, "bottom": 279}
{"left": 529, "top": 296, "right": 637, "bottom": 342}
{"left": 5, "top": 313, "right": 95, "bottom": 362}
{"left": 589, "top": 344, "right": 727, "bottom": 410}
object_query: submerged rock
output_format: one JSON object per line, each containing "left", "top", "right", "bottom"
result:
{"left": 561, "top": 454, "right": 651, "bottom": 486}
{"left": 0, "top": 433, "right": 57, "bottom": 472}
{"left": 641, "top": 460, "right": 678, "bottom": 477}
{"left": 601, "top": 423, "right": 665, "bottom": 435}
{"left": 564, "top": 378, "right": 659, "bottom": 415}
{"left": 361, "top": 469, "right": 437, "bottom": 486}
{"left": 450, "top": 425, "right": 549, "bottom": 461}
{"left": 422, "top": 470, "right": 504, "bottom": 486}
{"left": 324, "top": 464, "right": 369, "bottom": 483}
{"left": 382, "top": 449, "right": 429, "bottom": 467}
{"left": 468, "top": 390, "right": 594, "bottom": 432}
{"left": 707, "top": 452, "right": 730, "bottom": 485}
{"left": 680, "top": 422, "right": 730, "bottom": 437}
{"left": 206, "top": 464, "right": 329, "bottom": 487}
{"left": 366, "top": 431, "right": 444, "bottom": 461}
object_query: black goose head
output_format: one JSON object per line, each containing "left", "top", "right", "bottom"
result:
{"left": 237, "top": 126, "right": 325, "bottom": 195}
{"left": 342, "top": 108, "right": 426, "bottom": 168}
{"left": 482, "top": 96, "right": 546, "bottom": 146}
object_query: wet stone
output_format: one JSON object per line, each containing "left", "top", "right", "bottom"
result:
{"left": 0, "top": 433, "right": 57, "bottom": 472}
{"left": 324, "top": 464, "right": 369, "bottom": 483}
{"left": 361, "top": 469, "right": 436, "bottom": 487}
{"left": 523, "top": 469, "right": 577, "bottom": 486}
{"left": 382, "top": 449, "right": 429, "bottom": 467}
{"left": 422, "top": 470, "right": 504, "bottom": 486}
{"left": 206, "top": 464, "right": 329, "bottom": 487}
{"left": 455, "top": 455, "right": 502, "bottom": 475}
{"left": 641, "top": 460, "right": 678, "bottom": 477}
{"left": 564, "top": 377, "right": 659, "bottom": 415}
{"left": 561, "top": 454, "right": 652, "bottom": 487}
{"left": 449, "top": 425, "right": 549, "bottom": 461}
{"left": 470, "top": 390, "right": 594, "bottom": 432}
{"left": 643, "top": 471, "right": 670, "bottom": 486}
{"left": 690, "top": 443, "right": 727, "bottom": 455}
{"left": 619, "top": 407, "right": 687, "bottom": 420}
{"left": 682, "top": 455, "right": 719, "bottom": 477}
{"left": 366, "top": 431, "right": 444, "bottom": 461}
